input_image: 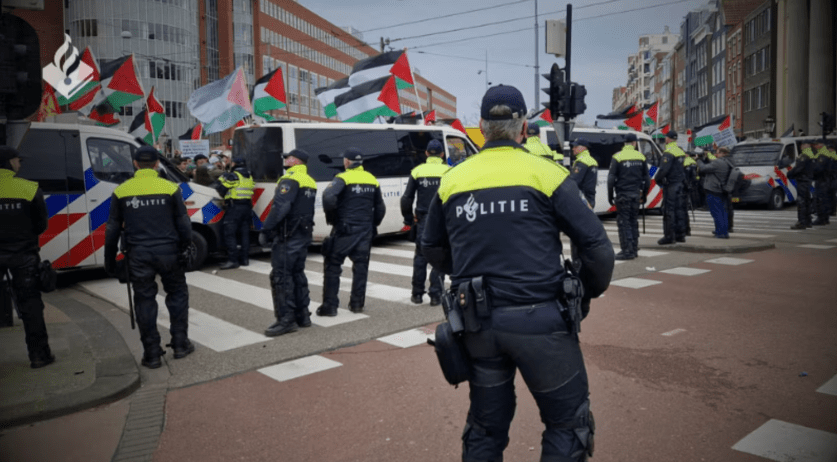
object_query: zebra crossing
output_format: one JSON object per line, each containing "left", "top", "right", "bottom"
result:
{"left": 602, "top": 208, "right": 807, "bottom": 238}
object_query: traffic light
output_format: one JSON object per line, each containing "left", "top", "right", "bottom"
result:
{"left": 819, "top": 112, "right": 834, "bottom": 136}
{"left": 571, "top": 84, "right": 587, "bottom": 116}
{"left": 0, "top": 13, "right": 42, "bottom": 120}
{"left": 542, "top": 63, "right": 570, "bottom": 117}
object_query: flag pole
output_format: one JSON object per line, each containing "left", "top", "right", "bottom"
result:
{"left": 405, "top": 49, "right": 424, "bottom": 122}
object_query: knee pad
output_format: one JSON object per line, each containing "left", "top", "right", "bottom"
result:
{"left": 567, "top": 399, "right": 595, "bottom": 461}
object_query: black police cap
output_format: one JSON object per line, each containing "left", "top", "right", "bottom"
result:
{"left": 134, "top": 145, "right": 159, "bottom": 163}
{"left": 665, "top": 130, "right": 678, "bottom": 140}
{"left": 283, "top": 149, "right": 309, "bottom": 163}
{"left": 426, "top": 139, "right": 444, "bottom": 155}
{"left": 480, "top": 85, "right": 527, "bottom": 120}
{"left": 624, "top": 133, "right": 637, "bottom": 142}
{"left": 571, "top": 137, "right": 589, "bottom": 148}
{"left": 526, "top": 124, "right": 541, "bottom": 136}
{"left": 342, "top": 147, "right": 364, "bottom": 161}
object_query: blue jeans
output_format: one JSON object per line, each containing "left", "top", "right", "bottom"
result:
{"left": 706, "top": 192, "right": 728, "bottom": 237}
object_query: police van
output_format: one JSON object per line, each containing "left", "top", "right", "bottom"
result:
{"left": 8, "top": 122, "right": 223, "bottom": 271}
{"left": 729, "top": 136, "right": 837, "bottom": 209}
{"left": 233, "top": 122, "right": 480, "bottom": 241}
{"left": 464, "top": 125, "right": 665, "bottom": 214}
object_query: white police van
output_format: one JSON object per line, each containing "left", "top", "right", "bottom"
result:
{"left": 233, "top": 122, "right": 480, "bottom": 241}
{"left": 730, "top": 136, "right": 837, "bottom": 209}
{"left": 8, "top": 122, "right": 223, "bottom": 271}
{"left": 540, "top": 126, "right": 665, "bottom": 214}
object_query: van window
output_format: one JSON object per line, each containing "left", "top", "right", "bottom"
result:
{"left": 16, "top": 129, "right": 79, "bottom": 193}
{"left": 638, "top": 140, "right": 662, "bottom": 166}
{"left": 730, "top": 143, "right": 782, "bottom": 166}
{"left": 295, "top": 128, "right": 417, "bottom": 181}
{"left": 233, "top": 126, "right": 283, "bottom": 181}
{"left": 407, "top": 130, "right": 444, "bottom": 164}
{"left": 780, "top": 143, "right": 795, "bottom": 164}
{"left": 445, "top": 136, "right": 476, "bottom": 162}
{"left": 86, "top": 138, "right": 136, "bottom": 184}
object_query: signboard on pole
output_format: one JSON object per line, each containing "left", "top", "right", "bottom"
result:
{"left": 178, "top": 139, "right": 209, "bottom": 159}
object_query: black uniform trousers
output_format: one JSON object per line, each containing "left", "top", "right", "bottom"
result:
{"left": 462, "top": 301, "right": 592, "bottom": 462}
{"left": 270, "top": 228, "right": 312, "bottom": 323}
{"left": 412, "top": 219, "right": 444, "bottom": 298}
{"left": 0, "top": 251, "right": 50, "bottom": 361}
{"left": 322, "top": 225, "right": 374, "bottom": 309}
{"left": 128, "top": 248, "right": 189, "bottom": 355}
{"left": 815, "top": 179, "right": 832, "bottom": 222}
{"left": 223, "top": 201, "right": 252, "bottom": 264}
{"left": 662, "top": 183, "right": 686, "bottom": 239}
{"left": 796, "top": 183, "right": 813, "bottom": 226}
{"left": 615, "top": 195, "right": 640, "bottom": 257}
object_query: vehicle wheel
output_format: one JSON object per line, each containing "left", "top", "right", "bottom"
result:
{"left": 767, "top": 188, "right": 784, "bottom": 210}
{"left": 186, "top": 231, "right": 208, "bottom": 272}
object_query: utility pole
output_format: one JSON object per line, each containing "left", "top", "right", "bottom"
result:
{"left": 563, "top": 3, "right": 572, "bottom": 145}
{"left": 534, "top": 0, "right": 540, "bottom": 109}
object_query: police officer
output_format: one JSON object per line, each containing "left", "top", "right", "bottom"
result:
{"left": 421, "top": 85, "right": 614, "bottom": 462}
{"left": 655, "top": 131, "right": 688, "bottom": 244}
{"left": 607, "top": 133, "right": 650, "bottom": 260}
{"left": 683, "top": 151, "right": 698, "bottom": 236}
{"left": 0, "top": 146, "right": 54, "bottom": 368}
{"left": 401, "top": 139, "right": 449, "bottom": 306}
{"left": 522, "top": 124, "right": 553, "bottom": 160}
{"left": 104, "top": 145, "right": 194, "bottom": 369}
{"left": 260, "top": 149, "right": 316, "bottom": 336}
{"left": 788, "top": 143, "right": 815, "bottom": 229}
{"left": 812, "top": 140, "right": 832, "bottom": 225}
{"left": 318, "top": 148, "right": 386, "bottom": 315}
{"left": 218, "top": 157, "right": 255, "bottom": 269}
{"left": 569, "top": 137, "right": 599, "bottom": 209}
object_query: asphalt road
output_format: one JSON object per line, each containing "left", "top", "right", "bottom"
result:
{"left": 12, "top": 207, "right": 837, "bottom": 462}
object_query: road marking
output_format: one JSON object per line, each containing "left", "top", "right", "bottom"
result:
{"left": 370, "top": 247, "right": 416, "bottom": 259}
{"left": 614, "top": 260, "right": 626, "bottom": 265}
{"left": 242, "top": 260, "right": 414, "bottom": 304}
{"left": 797, "top": 244, "right": 836, "bottom": 250}
{"left": 659, "top": 267, "right": 712, "bottom": 276}
{"left": 308, "top": 254, "right": 413, "bottom": 277}
{"left": 187, "top": 271, "right": 368, "bottom": 327}
{"left": 609, "top": 277, "right": 662, "bottom": 289}
{"left": 378, "top": 328, "right": 435, "bottom": 348}
{"left": 79, "top": 279, "right": 267, "bottom": 352}
{"left": 732, "top": 419, "right": 837, "bottom": 462}
{"left": 816, "top": 374, "right": 837, "bottom": 396}
{"left": 705, "top": 257, "right": 754, "bottom": 266}
{"left": 637, "top": 249, "right": 669, "bottom": 257}
{"left": 661, "top": 328, "right": 686, "bottom": 336}
{"left": 258, "top": 355, "right": 342, "bottom": 382}
{"left": 827, "top": 239, "right": 837, "bottom": 243}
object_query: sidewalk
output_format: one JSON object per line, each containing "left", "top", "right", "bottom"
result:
{"left": 0, "top": 289, "right": 140, "bottom": 429}
{"left": 640, "top": 233, "right": 775, "bottom": 254}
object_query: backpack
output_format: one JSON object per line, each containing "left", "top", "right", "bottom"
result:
{"left": 724, "top": 160, "right": 750, "bottom": 194}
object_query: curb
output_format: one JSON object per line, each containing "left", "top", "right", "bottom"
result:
{"left": 665, "top": 241, "right": 776, "bottom": 254}
{"left": 0, "top": 293, "right": 140, "bottom": 428}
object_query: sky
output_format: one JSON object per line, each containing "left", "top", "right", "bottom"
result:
{"left": 298, "top": 0, "right": 707, "bottom": 126}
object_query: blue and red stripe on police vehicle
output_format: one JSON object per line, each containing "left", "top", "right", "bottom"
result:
{"left": 233, "top": 122, "right": 480, "bottom": 241}
{"left": 13, "top": 122, "right": 223, "bottom": 271}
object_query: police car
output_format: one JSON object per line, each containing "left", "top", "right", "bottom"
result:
{"left": 9, "top": 122, "right": 223, "bottom": 271}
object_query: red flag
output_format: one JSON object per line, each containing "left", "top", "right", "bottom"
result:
{"left": 88, "top": 107, "right": 120, "bottom": 126}
{"left": 235, "top": 119, "right": 247, "bottom": 128}
{"left": 192, "top": 123, "right": 203, "bottom": 140}
{"left": 424, "top": 110, "right": 436, "bottom": 126}
{"left": 68, "top": 47, "right": 101, "bottom": 111}
{"left": 645, "top": 101, "right": 658, "bottom": 124}
{"left": 33, "top": 85, "right": 61, "bottom": 122}
{"left": 718, "top": 115, "right": 731, "bottom": 131}
{"left": 451, "top": 119, "right": 467, "bottom": 134}
{"left": 624, "top": 111, "right": 643, "bottom": 131}
{"left": 390, "top": 51, "right": 414, "bottom": 86}
{"left": 377, "top": 75, "right": 400, "bottom": 113}
{"left": 540, "top": 109, "right": 554, "bottom": 124}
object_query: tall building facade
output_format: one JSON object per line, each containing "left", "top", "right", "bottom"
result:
{"left": 681, "top": 2, "right": 720, "bottom": 129}
{"left": 620, "top": 27, "right": 679, "bottom": 111}
{"left": 740, "top": 1, "right": 775, "bottom": 138}
{"left": 673, "top": 40, "right": 687, "bottom": 132}
{"left": 721, "top": 0, "right": 765, "bottom": 138}
{"left": 709, "top": 10, "right": 727, "bottom": 121}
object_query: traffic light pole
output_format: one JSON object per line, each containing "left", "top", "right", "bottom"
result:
{"left": 563, "top": 4, "right": 572, "bottom": 149}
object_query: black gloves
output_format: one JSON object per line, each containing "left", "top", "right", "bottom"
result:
{"left": 607, "top": 191, "right": 614, "bottom": 206}
{"left": 177, "top": 245, "right": 192, "bottom": 270}
{"left": 104, "top": 248, "right": 117, "bottom": 277}
{"left": 258, "top": 231, "right": 276, "bottom": 248}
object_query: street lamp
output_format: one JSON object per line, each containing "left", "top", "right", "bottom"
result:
{"left": 763, "top": 115, "right": 775, "bottom": 137}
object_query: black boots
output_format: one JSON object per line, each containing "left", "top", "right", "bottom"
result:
{"left": 657, "top": 236, "right": 675, "bottom": 245}
{"left": 170, "top": 340, "right": 195, "bottom": 359}
{"left": 615, "top": 251, "right": 635, "bottom": 261}
{"left": 30, "top": 346, "right": 55, "bottom": 369}
{"left": 315, "top": 304, "right": 337, "bottom": 317}
{"left": 219, "top": 261, "right": 239, "bottom": 270}
{"left": 429, "top": 296, "right": 441, "bottom": 306}
{"left": 411, "top": 294, "right": 423, "bottom": 304}
{"left": 264, "top": 316, "right": 299, "bottom": 337}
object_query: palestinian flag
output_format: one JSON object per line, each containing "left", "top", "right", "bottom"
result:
{"left": 652, "top": 124, "right": 670, "bottom": 139}
{"left": 693, "top": 115, "right": 733, "bottom": 147}
{"left": 620, "top": 111, "right": 644, "bottom": 131}
{"left": 348, "top": 50, "right": 413, "bottom": 89}
{"left": 451, "top": 119, "right": 467, "bottom": 134}
{"left": 187, "top": 67, "right": 252, "bottom": 134}
{"left": 335, "top": 75, "right": 399, "bottom": 123}
{"left": 145, "top": 87, "right": 165, "bottom": 143}
{"left": 55, "top": 47, "right": 101, "bottom": 111}
{"left": 179, "top": 123, "right": 203, "bottom": 140}
{"left": 90, "top": 55, "right": 144, "bottom": 114}
{"left": 88, "top": 107, "right": 120, "bottom": 127}
{"left": 128, "top": 109, "right": 151, "bottom": 143}
{"left": 529, "top": 109, "right": 554, "bottom": 127}
{"left": 424, "top": 109, "right": 436, "bottom": 126}
{"left": 252, "top": 67, "right": 286, "bottom": 121}
{"left": 644, "top": 101, "right": 658, "bottom": 126}
{"left": 315, "top": 77, "right": 350, "bottom": 119}
{"left": 33, "top": 85, "right": 61, "bottom": 121}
